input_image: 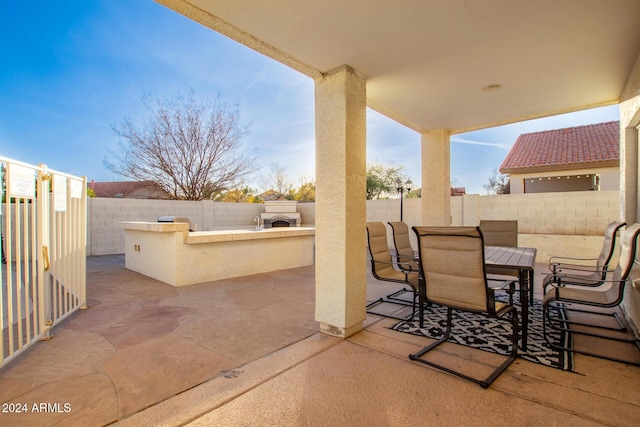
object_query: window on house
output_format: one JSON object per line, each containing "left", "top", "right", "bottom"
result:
{"left": 523, "top": 174, "right": 599, "bottom": 193}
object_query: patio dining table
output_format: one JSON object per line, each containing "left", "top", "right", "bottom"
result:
{"left": 484, "top": 245, "right": 537, "bottom": 351}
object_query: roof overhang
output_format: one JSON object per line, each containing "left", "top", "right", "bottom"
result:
{"left": 502, "top": 160, "right": 620, "bottom": 175}
{"left": 157, "top": 0, "right": 640, "bottom": 134}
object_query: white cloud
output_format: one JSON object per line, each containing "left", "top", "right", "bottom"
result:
{"left": 450, "top": 136, "right": 511, "bottom": 150}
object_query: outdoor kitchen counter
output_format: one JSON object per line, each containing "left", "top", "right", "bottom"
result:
{"left": 121, "top": 222, "right": 315, "bottom": 287}
{"left": 185, "top": 227, "right": 315, "bottom": 243}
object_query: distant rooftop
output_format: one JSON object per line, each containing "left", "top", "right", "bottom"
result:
{"left": 89, "top": 180, "right": 169, "bottom": 199}
{"left": 500, "top": 121, "right": 619, "bottom": 174}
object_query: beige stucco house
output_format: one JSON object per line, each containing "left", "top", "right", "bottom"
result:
{"left": 501, "top": 121, "right": 620, "bottom": 194}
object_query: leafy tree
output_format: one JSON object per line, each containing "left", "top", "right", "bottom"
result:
{"left": 406, "top": 188, "right": 421, "bottom": 198}
{"left": 104, "top": 90, "right": 257, "bottom": 201}
{"left": 483, "top": 169, "right": 510, "bottom": 195}
{"left": 214, "top": 187, "right": 261, "bottom": 203}
{"left": 366, "top": 163, "right": 409, "bottom": 200}
{"left": 289, "top": 181, "right": 315, "bottom": 202}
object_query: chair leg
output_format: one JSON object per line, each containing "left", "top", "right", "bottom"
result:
{"left": 545, "top": 302, "right": 636, "bottom": 342}
{"left": 483, "top": 308, "right": 519, "bottom": 387}
{"left": 385, "top": 287, "right": 414, "bottom": 303}
{"left": 410, "top": 307, "right": 453, "bottom": 356}
{"left": 366, "top": 294, "right": 418, "bottom": 322}
{"left": 409, "top": 307, "right": 519, "bottom": 388}
{"left": 543, "top": 302, "right": 640, "bottom": 367}
{"left": 560, "top": 305, "right": 628, "bottom": 332}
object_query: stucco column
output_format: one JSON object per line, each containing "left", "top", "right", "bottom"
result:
{"left": 620, "top": 51, "right": 640, "bottom": 225}
{"left": 314, "top": 65, "right": 367, "bottom": 338}
{"left": 421, "top": 129, "right": 451, "bottom": 225}
{"left": 619, "top": 51, "right": 640, "bottom": 334}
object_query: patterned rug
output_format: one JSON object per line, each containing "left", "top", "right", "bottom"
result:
{"left": 391, "top": 296, "right": 574, "bottom": 371}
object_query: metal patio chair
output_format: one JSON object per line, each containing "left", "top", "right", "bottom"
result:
{"left": 388, "top": 221, "right": 418, "bottom": 271}
{"left": 366, "top": 222, "right": 419, "bottom": 321}
{"left": 479, "top": 219, "right": 521, "bottom": 287}
{"left": 387, "top": 221, "right": 419, "bottom": 303}
{"left": 542, "top": 220, "right": 626, "bottom": 330}
{"left": 479, "top": 220, "right": 518, "bottom": 247}
{"left": 543, "top": 220, "right": 626, "bottom": 290}
{"left": 409, "top": 226, "right": 518, "bottom": 388}
{"left": 479, "top": 220, "right": 521, "bottom": 304}
{"left": 542, "top": 223, "right": 640, "bottom": 366}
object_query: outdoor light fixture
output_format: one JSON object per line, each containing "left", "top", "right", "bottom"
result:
{"left": 396, "top": 178, "right": 413, "bottom": 221}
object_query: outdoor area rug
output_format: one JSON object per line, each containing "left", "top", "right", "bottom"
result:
{"left": 391, "top": 295, "right": 574, "bottom": 371}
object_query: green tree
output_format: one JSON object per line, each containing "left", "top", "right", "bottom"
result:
{"left": 406, "top": 188, "right": 421, "bottom": 198}
{"left": 366, "top": 163, "right": 409, "bottom": 200}
{"left": 289, "top": 181, "right": 315, "bottom": 202}
{"left": 214, "top": 187, "right": 261, "bottom": 203}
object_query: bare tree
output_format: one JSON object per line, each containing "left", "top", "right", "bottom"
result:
{"left": 260, "top": 163, "right": 293, "bottom": 196}
{"left": 104, "top": 90, "right": 257, "bottom": 200}
{"left": 483, "top": 169, "right": 510, "bottom": 195}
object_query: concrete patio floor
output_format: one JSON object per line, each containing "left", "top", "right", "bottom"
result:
{"left": 0, "top": 254, "right": 639, "bottom": 426}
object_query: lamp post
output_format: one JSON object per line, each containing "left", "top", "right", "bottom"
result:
{"left": 396, "top": 178, "right": 413, "bottom": 221}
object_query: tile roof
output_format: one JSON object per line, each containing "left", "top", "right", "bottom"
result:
{"left": 499, "top": 121, "right": 619, "bottom": 173}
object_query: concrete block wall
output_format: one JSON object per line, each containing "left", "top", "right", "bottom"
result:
{"left": 204, "top": 201, "right": 263, "bottom": 231}
{"left": 450, "top": 190, "right": 620, "bottom": 262}
{"left": 88, "top": 198, "right": 311, "bottom": 255}
{"left": 471, "top": 190, "right": 619, "bottom": 236}
{"left": 87, "top": 191, "right": 620, "bottom": 257}
{"left": 297, "top": 202, "right": 316, "bottom": 227}
{"left": 88, "top": 198, "right": 200, "bottom": 256}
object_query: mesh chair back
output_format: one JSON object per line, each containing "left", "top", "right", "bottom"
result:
{"left": 366, "top": 222, "right": 395, "bottom": 277}
{"left": 388, "top": 221, "right": 413, "bottom": 257}
{"left": 413, "top": 226, "right": 488, "bottom": 312}
{"left": 597, "top": 221, "right": 626, "bottom": 268}
{"left": 594, "top": 223, "right": 640, "bottom": 305}
{"left": 479, "top": 220, "right": 518, "bottom": 247}
{"left": 388, "top": 221, "right": 418, "bottom": 270}
{"left": 612, "top": 223, "right": 640, "bottom": 283}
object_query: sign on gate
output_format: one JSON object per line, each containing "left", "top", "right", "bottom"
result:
{"left": 53, "top": 174, "right": 67, "bottom": 212}
{"left": 7, "top": 163, "right": 35, "bottom": 199}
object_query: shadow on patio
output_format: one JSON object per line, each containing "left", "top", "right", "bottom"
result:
{"left": 1, "top": 255, "right": 639, "bottom": 426}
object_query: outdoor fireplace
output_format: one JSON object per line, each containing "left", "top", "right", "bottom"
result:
{"left": 261, "top": 201, "right": 301, "bottom": 228}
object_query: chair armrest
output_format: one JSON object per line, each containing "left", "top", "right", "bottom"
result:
{"left": 548, "top": 273, "right": 621, "bottom": 288}
{"left": 548, "top": 256, "right": 599, "bottom": 272}
{"left": 369, "top": 258, "right": 398, "bottom": 267}
{"left": 392, "top": 253, "right": 419, "bottom": 272}
{"left": 549, "top": 255, "right": 599, "bottom": 264}
{"left": 550, "top": 263, "right": 607, "bottom": 275}
{"left": 487, "top": 278, "right": 516, "bottom": 291}
{"left": 393, "top": 253, "right": 419, "bottom": 261}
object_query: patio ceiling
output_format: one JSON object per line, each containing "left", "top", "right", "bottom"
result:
{"left": 161, "top": 0, "right": 640, "bottom": 134}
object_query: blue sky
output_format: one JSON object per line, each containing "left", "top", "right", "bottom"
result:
{"left": 0, "top": 1, "right": 620, "bottom": 195}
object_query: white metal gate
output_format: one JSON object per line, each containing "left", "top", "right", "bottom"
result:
{"left": 1, "top": 156, "right": 87, "bottom": 368}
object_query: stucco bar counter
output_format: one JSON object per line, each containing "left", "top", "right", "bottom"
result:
{"left": 121, "top": 222, "right": 315, "bottom": 287}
